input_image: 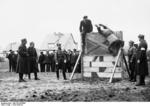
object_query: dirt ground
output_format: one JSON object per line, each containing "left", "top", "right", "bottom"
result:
{"left": 0, "top": 61, "right": 150, "bottom": 102}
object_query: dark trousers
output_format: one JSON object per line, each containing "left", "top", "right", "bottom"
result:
{"left": 19, "top": 73, "right": 24, "bottom": 80}
{"left": 45, "top": 64, "right": 50, "bottom": 72}
{"left": 56, "top": 63, "right": 66, "bottom": 80}
{"left": 66, "top": 62, "right": 72, "bottom": 73}
{"left": 9, "top": 60, "right": 12, "bottom": 72}
{"left": 81, "top": 32, "right": 86, "bottom": 54}
{"left": 129, "top": 61, "right": 136, "bottom": 81}
{"left": 40, "top": 64, "right": 45, "bottom": 72}
{"left": 51, "top": 62, "right": 55, "bottom": 72}
{"left": 12, "top": 61, "right": 17, "bottom": 72}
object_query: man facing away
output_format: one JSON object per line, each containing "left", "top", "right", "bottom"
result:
{"left": 16, "top": 38, "right": 29, "bottom": 82}
{"left": 6, "top": 50, "right": 13, "bottom": 72}
{"left": 27, "top": 42, "right": 40, "bottom": 80}
{"left": 79, "top": 16, "right": 93, "bottom": 54}
{"left": 136, "top": 34, "right": 148, "bottom": 86}
{"left": 44, "top": 51, "right": 51, "bottom": 72}
{"left": 11, "top": 51, "right": 18, "bottom": 72}
{"left": 50, "top": 50, "right": 56, "bottom": 72}
{"left": 38, "top": 52, "right": 45, "bottom": 72}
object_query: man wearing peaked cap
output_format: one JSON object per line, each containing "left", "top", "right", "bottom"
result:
{"left": 136, "top": 34, "right": 148, "bottom": 86}
{"left": 128, "top": 40, "right": 137, "bottom": 82}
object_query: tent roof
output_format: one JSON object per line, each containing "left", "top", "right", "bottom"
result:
{"left": 40, "top": 32, "right": 77, "bottom": 50}
{"left": 4, "top": 42, "right": 21, "bottom": 52}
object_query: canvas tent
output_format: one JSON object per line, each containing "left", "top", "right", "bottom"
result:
{"left": 4, "top": 42, "right": 20, "bottom": 52}
{"left": 40, "top": 32, "right": 78, "bottom": 51}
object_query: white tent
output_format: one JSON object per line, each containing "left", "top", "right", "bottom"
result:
{"left": 4, "top": 42, "right": 20, "bottom": 52}
{"left": 40, "top": 32, "right": 78, "bottom": 51}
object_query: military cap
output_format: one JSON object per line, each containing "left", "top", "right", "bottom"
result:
{"left": 83, "top": 15, "right": 88, "bottom": 19}
{"left": 129, "top": 40, "right": 134, "bottom": 44}
{"left": 138, "top": 34, "right": 144, "bottom": 39}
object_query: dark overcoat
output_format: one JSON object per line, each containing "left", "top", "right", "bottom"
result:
{"left": 16, "top": 45, "right": 29, "bottom": 74}
{"left": 136, "top": 40, "right": 148, "bottom": 76}
{"left": 43, "top": 54, "right": 51, "bottom": 64}
{"left": 28, "top": 47, "right": 39, "bottom": 73}
{"left": 55, "top": 50, "right": 66, "bottom": 69}
{"left": 38, "top": 54, "right": 45, "bottom": 64}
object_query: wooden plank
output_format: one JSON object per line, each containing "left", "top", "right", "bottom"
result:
{"left": 97, "top": 72, "right": 122, "bottom": 78}
{"left": 83, "top": 72, "right": 122, "bottom": 78}
{"left": 83, "top": 62, "right": 90, "bottom": 67}
{"left": 104, "top": 67, "right": 122, "bottom": 73}
{"left": 83, "top": 55, "right": 117, "bottom": 62}
{"left": 83, "top": 72, "right": 91, "bottom": 77}
{"left": 103, "top": 56, "right": 116, "bottom": 61}
{"left": 83, "top": 56, "right": 94, "bottom": 62}
{"left": 83, "top": 67, "right": 122, "bottom": 73}
{"left": 92, "top": 62, "right": 114, "bottom": 67}
{"left": 83, "top": 67, "right": 100, "bottom": 72}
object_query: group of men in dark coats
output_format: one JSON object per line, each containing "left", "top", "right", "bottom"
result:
{"left": 7, "top": 39, "right": 80, "bottom": 82}
{"left": 128, "top": 34, "right": 148, "bottom": 86}
{"left": 38, "top": 50, "right": 56, "bottom": 72}
{"left": 16, "top": 39, "right": 40, "bottom": 82}
{"left": 38, "top": 44, "right": 81, "bottom": 80}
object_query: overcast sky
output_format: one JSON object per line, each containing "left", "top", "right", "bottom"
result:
{"left": 0, "top": 0, "right": 150, "bottom": 50}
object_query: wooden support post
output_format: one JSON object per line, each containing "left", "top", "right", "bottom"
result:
{"left": 109, "top": 48, "right": 122, "bottom": 83}
{"left": 69, "top": 51, "right": 82, "bottom": 80}
{"left": 122, "top": 53, "right": 131, "bottom": 78}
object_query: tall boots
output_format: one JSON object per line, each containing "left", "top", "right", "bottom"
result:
{"left": 19, "top": 73, "right": 26, "bottom": 82}
{"left": 28, "top": 72, "right": 40, "bottom": 80}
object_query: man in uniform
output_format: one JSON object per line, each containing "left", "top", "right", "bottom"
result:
{"left": 44, "top": 51, "right": 51, "bottom": 72}
{"left": 28, "top": 42, "right": 40, "bottom": 80}
{"left": 16, "top": 38, "right": 29, "bottom": 82}
{"left": 55, "top": 44, "right": 67, "bottom": 80}
{"left": 38, "top": 52, "right": 45, "bottom": 72}
{"left": 136, "top": 34, "right": 148, "bottom": 86}
{"left": 79, "top": 16, "right": 93, "bottom": 54}
{"left": 128, "top": 40, "right": 137, "bottom": 82}
{"left": 6, "top": 50, "right": 13, "bottom": 72}
{"left": 50, "top": 50, "right": 56, "bottom": 72}
{"left": 11, "top": 51, "right": 18, "bottom": 72}
{"left": 64, "top": 50, "right": 72, "bottom": 73}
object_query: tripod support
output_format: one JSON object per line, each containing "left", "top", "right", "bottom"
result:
{"left": 109, "top": 47, "right": 131, "bottom": 83}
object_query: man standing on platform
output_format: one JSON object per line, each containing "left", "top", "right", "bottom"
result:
{"left": 79, "top": 16, "right": 93, "bottom": 54}
{"left": 28, "top": 42, "right": 40, "bottom": 80}
{"left": 16, "top": 38, "right": 29, "bottom": 82}
{"left": 55, "top": 44, "right": 67, "bottom": 80}
{"left": 136, "top": 34, "right": 148, "bottom": 86}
